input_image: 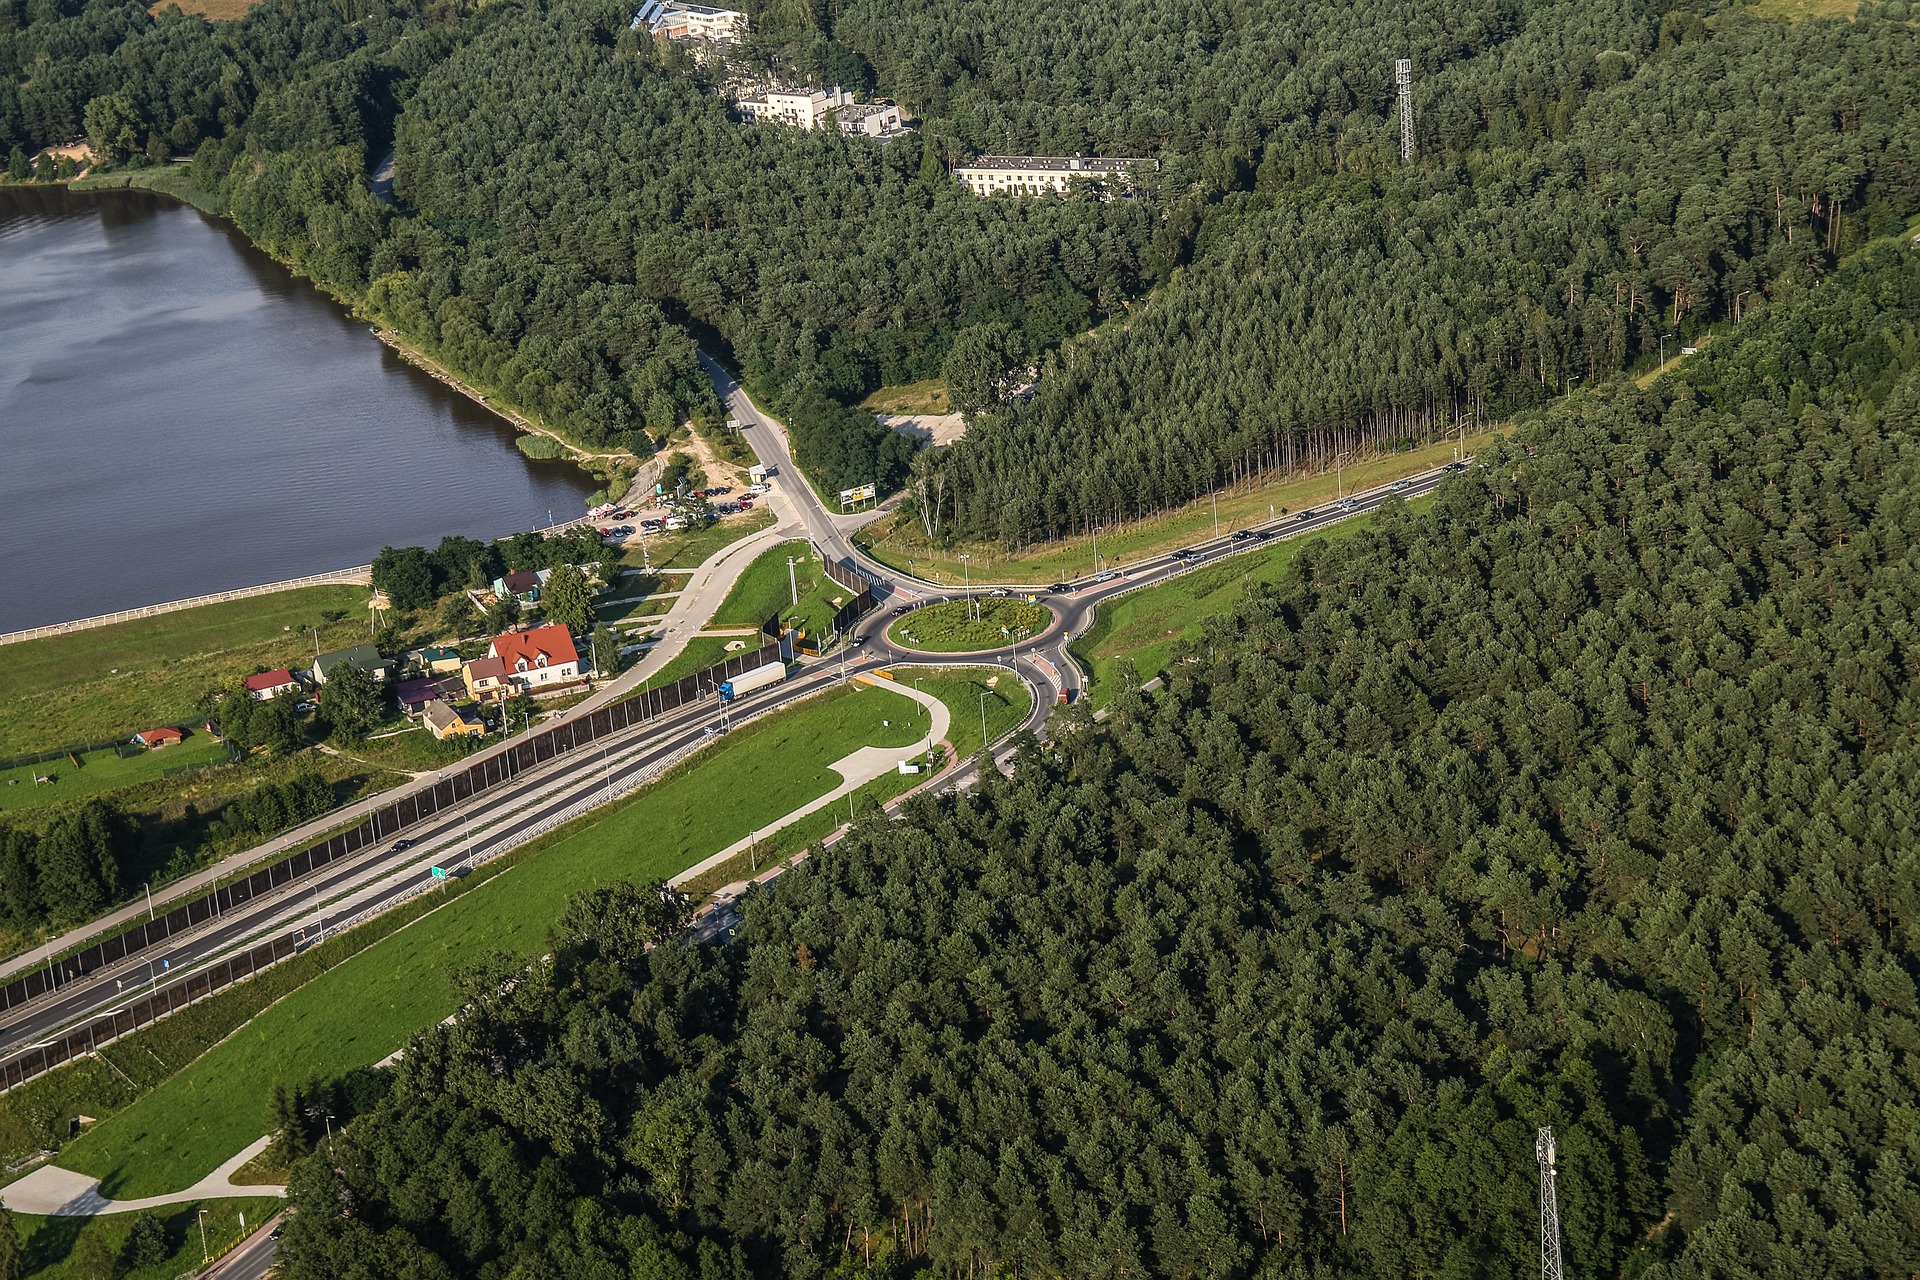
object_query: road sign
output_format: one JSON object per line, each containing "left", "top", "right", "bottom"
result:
{"left": 429, "top": 866, "right": 448, "bottom": 880}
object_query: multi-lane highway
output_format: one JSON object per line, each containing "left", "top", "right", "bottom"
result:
{"left": 3, "top": 353, "right": 1467, "bottom": 1083}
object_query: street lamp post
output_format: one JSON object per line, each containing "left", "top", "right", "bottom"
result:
{"left": 199, "top": 1209, "right": 210, "bottom": 1264}
{"left": 958, "top": 554, "right": 971, "bottom": 619}
{"left": 1092, "top": 524, "right": 1103, "bottom": 576}
{"left": 978, "top": 690, "right": 988, "bottom": 755}
{"left": 1660, "top": 331, "right": 1676, "bottom": 371}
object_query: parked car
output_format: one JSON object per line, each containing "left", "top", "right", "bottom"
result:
{"left": 748, "top": 482, "right": 772, "bottom": 494}
{"left": 665, "top": 516, "right": 689, "bottom": 532}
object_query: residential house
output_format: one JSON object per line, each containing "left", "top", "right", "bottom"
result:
{"left": 134, "top": 727, "right": 184, "bottom": 748}
{"left": 463, "top": 623, "right": 582, "bottom": 702}
{"left": 243, "top": 669, "right": 300, "bottom": 700}
{"left": 312, "top": 643, "right": 390, "bottom": 685}
{"left": 954, "top": 154, "right": 1157, "bottom": 197}
{"left": 406, "top": 646, "right": 464, "bottom": 675}
{"left": 396, "top": 677, "right": 445, "bottom": 715}
{"left": 423, "top": 699, "right": 486, "bottom": 741}
{"left": 492, "top": 570, "right": 542, "bottom": 605}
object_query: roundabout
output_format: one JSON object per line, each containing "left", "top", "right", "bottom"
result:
{"left": 886, "top": 597, "right": 1056, "bottom": 654}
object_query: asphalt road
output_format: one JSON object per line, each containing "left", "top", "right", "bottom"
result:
{"left": 3, "top": 357, "right": 1465, "bottom": 1072}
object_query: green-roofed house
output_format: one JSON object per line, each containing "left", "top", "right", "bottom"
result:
{"left": 312, "top": 643, "right": 390, "bottom": 686}
{"left": 407, "top": 646, "right": 464, "bottom": 675}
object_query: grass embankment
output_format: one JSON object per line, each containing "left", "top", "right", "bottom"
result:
{"left": 858, "top": 380, "right": 951, "bottom": 415}
{"left": 638, "top": 636, "right": 760, "bottom": 692}
{"left": 57, "top": 680, "right": 931, "bottom": 1198}
{"left": 1067, "top": 507, "right": 1424, "bottom": 706}
{"left": 0, "top": 585, "right": 371, "bottom": 758}
{"left": 617, "top": 508, "right": 775, "bottom": 575}
{"left": 13, "top": 1197, "right": 278, "bottom": 1280}
{"left": 0, "top": 738, "right": 228, "bottom": 815}
{"left": 676, "top": 666, "right": 1033, "bottom": 897}
{"left": 707, "top": 542, "right": 848, "bottom": 641}
{"left": 858, "top": 432, "right": 1494, "bottom": 586}
{"left": 890, "top": 599, "right": 1050, "bottom": 652}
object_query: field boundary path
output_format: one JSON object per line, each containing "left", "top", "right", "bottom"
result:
{"left": 2, "top": 1135, "right": 279, "bottom": 1215}
{"left": 0, "top": 567, "right": 375, "bottom": 647}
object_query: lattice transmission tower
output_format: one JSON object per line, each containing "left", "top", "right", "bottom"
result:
{"left": 1537, "top": 1127, "right": 1565, "bottom": 1280}
{"left": 1395, "top": 58, "right": 1415, "bottom": 161}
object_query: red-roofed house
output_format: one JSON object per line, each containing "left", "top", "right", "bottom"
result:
{"left": 243, "top": 669, "right": 300, "bottom": 700}
{"left": 464, "top": 624, "right": 581, "bottom": 702}
{"left": 134, "top": 727, "right": 184, "bottom": 748}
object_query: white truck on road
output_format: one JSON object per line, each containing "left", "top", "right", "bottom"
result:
{"left": 719, "top": 661, "right": 786, "bottom": 702}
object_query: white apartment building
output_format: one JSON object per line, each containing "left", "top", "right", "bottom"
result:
{"left": 631, "top": 0, "right": 745, "bottom": 42}
{"left": 953, "top": 154, "right": 1156, "bottom": 197}
{"left": 735, "top": 85, "right": 853, "bottom": 130}
{"left": 834, "top": 100, "right": 910, "bottom": 139}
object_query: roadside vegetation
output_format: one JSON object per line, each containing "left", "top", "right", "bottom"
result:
{"left": 706, "top": 541, "right": 851, "bottom": 641}
{"left": 859, "top": 432, "right": 1488, "bottom": 585}
{"left": 857, "top": 379, "right": 951, "bottom": 416}
{"left": 889, "top": 598, "right": 1049, "bottom": 652}
{"left": 7, "top": 1196, "right": 277, "bottom": 1279}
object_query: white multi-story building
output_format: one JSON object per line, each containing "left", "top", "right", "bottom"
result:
{"left": 733, "top": 85, "right": 913, "bottom": 138}
{"left": 734, "top": 85, "right": 855, "bottom": 130}
{"left": 953, "top": 154, "right": 1156, "bottom": 197}
{"left": 631, "top": 0, "right": 745, "bottom": 42}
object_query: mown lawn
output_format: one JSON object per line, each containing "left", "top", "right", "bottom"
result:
{"left": 638, "top": 635, "right": 760, "bottom": 692}
{"left": 1067, "top": 508, "right": 1416, "bottom": 706}
{"left": 58, "top": 680, "right": 929, "bottom": 1198}
{"left": 857, "top": 432, "right": 1494, "bottom": 586}
{"left": 0, "top": 585, "right": 371, "bottom": 758}
{"left": 707, "top": 540, "right": 821, "bottom": 628}
{"left": 0, "top": 737, "right": 229, "bottom": 814}
{"left": 858, "top": 379, "right": 951, "bottom": 415}
{"left": 618, "top": 508, "right": 775, "bottom": 575}
{"left": 889, "top": 599, "right": 1050, "bottom": 652}
{"left": 14, "top": 1196, "right": 279, "bottom": 1280}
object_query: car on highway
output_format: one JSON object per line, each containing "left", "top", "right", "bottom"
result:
{"left": 1389, "top": 479, "right": 1411, "bottom": 492}
{"left": 1049, "top": 582, "right": 1071, "bottom": 593}
{"left": 392, "top": 838, "right": 414, "bottom": 852}
{"left": 1092, "top": 571, "right": 1118, "bottom": 583}
{"left": 988, "top": 587, "right": 1011, "bottom": 597}
{"left": 1230, "top": 530, "right": 1256, "bottom": 543}
{"left": 1443, "top": 461, "right": 1469, "bottom": 472}
{"left": 891, "top": 604, "right": 913, "bottom": 616}
{"left": 1296, "top": 509, "right": 1317, "bottom": 522}
{"left": 848, "top": 635, "right": 867, "bottom": 647}
{"left": 1336, "top": 497, "right": 1358, "bottom": 511}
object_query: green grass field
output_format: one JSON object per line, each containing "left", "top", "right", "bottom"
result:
{"left": 708, "top": 541, "right": 823, "bottom": 628}
{"left": 857, "top": 432, "right": 1493, "bottom": 587}
{"left": 638, "top": 635, "right": 761, "bottom": 692}
{"left": 1068, "top": 511, "right": 1405, "bottom": 706}
{"left": 13, "top": 1196, "right": 279, "bottom": 1279}
{"left": 858, "top": 379, "right": 951, "bottom": 415}
{"left": 0, "top": 585, "right": 372, "bottom": 758}
{"left": 618, "top": 509, "right": 774, "bottom": 575}
{"left": 889, "top": 599, "right": 1051, "bottom": 652}
{"left": 0, "top": 737, "right": 229, "bottom": 814}
{"left": 58, "top": 679, "right": 930, "bottom": 1198}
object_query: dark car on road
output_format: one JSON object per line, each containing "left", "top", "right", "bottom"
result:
{"left": 1443, "top": 461, "right": 1468, "bottom": 472}
{"left": 1230, "top": 530, "right": 1256, "bottom": 543}
{"left": 392, "top": 838, "right": 414, "bottom": 852}
{"left": 1049, "top": 582, "right": 1072, "bottom": 593}
{"left": 1296, "top": 509, "right": 1317, "bottom": 522}
{"left": 891, "top": 605, "right": 913, "bottom": 616}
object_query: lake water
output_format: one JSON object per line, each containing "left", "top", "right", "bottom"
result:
{"left": 0, "top": 185, "right": 598, "bottom": 632}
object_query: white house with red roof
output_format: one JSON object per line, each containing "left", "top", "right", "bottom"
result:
{"left": 464, "top": 624, "right": 581, "bottom": 702}
{"left": 243, "top": 669, "right": 300, "bottom": 700}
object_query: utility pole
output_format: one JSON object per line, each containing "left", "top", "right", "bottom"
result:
{"left": 1537, "top": 1127, "right": 1565, "bottom": 1280}
{"left": 787, "top": 556, "right": 799, "bottom": 607}
{"left": 1211, "top": 489, "right": 1219, "bottom": 540}
{"left": 199, "top": 1209, "right": 210, "bottom": 1264}
{"left": 1091, "top": 524, "right": 1103, "bottom": 576}
{"left": 959, "top": 554, "right": 971, "bottom": 619}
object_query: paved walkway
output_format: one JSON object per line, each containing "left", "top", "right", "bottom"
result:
{"left": 668, "top": 675, "right": 949, "bottom": 888}
{"left": 2, "top": 1136, "right": 281, "bottom": 1216}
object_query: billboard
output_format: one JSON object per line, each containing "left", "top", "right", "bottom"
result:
{"left": 839, "top": 483, "right": 877, "bottom": 506}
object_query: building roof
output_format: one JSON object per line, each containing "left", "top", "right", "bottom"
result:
{"left": 491, "top": 623, "right": 578, "bottom": 673}
{"left": 396, "top": 677, "right": 442, "bottom": 705}
{"left": 957, "top": 155, "right": 1156, "bottom": 173}
{"left": 466, "top": 656, "right": 509, "bottom": 683}
{"left": 500, "top": 570, "right": 540, "bottom": 593}
{"left": 423, "top": 699, "right": 475, "bottom": 734}
{"left": 315, "top": 644, "right": 385, "bottom": 678}
{"left": 137, "top": 727, "right": 183, "bottom": 743}
{"left": 243, "top": 669, "right": 297, "bottom": 692}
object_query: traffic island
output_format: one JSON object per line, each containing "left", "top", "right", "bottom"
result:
{"left": 886, "top": 599, "right": 1054, "bottom": 653}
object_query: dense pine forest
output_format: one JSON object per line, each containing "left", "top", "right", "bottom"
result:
{"left": 8, "top": 0, "right": 1916, "bottom": 513}
{"left": 269, "top": 243, "right": 1920, "bottom": 1277}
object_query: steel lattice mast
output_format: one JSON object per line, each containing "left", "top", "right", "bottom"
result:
{"left": 1537, "top": 1127, "right": 1565, "bottom": 1280}
{"left": 1395, "top": 59, "right": 1414, "bottom": 161}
